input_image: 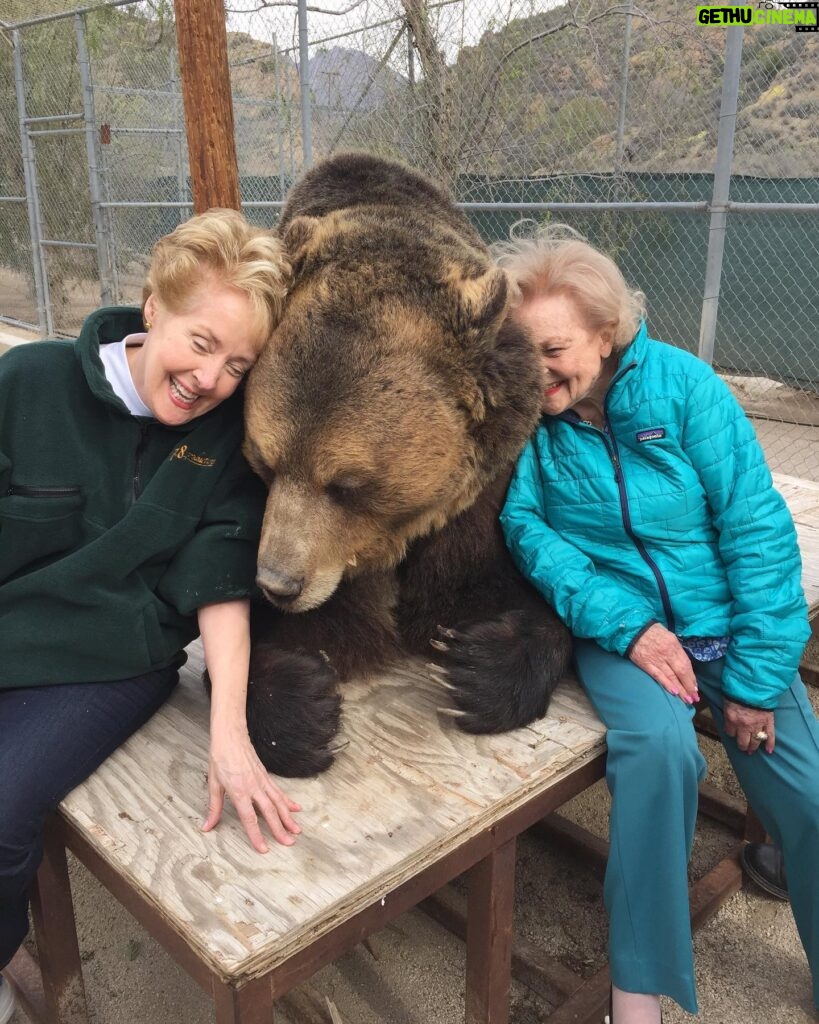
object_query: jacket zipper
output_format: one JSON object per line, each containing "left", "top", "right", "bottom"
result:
{"left": 7, "top": 485, "right": 80, "bottom": 497}
{"left": 133, "top": 422, "right": 150, "bottom": 501}
{"left": 561, "top": 357, "right": 676, "bottom": 632}
{"left": 599, "top": 416, "right": 676, "bottom": 632}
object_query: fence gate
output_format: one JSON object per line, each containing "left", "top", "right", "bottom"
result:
{"left": 11, "top": 13, "right": 113, "bottom": 337}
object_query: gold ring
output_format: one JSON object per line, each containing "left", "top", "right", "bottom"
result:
{"left": 754, "top": 730, "right": 768, "bottom": 742}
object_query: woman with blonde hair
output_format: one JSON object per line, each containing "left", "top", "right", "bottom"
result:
{"left": 0, "top": 209, "right": 298, "bottom": 1019}
{"left": 498, "top": 225, "right": 819, "bottom": 1023}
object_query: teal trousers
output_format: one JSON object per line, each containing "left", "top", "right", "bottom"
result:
{"left": 574, "top": 639, "right": 819, "bottom": 1013}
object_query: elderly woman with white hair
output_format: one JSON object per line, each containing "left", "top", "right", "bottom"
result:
{"left": 498, "top": 227, "right": 819, "bottom": 1023}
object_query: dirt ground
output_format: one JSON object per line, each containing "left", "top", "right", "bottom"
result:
{"left": 3, "top": 334, "right": 819, "bottom": 1024}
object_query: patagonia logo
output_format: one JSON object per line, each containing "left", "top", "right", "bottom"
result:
{"left": 636, "top": 427, "right": 666, "bottom": 443}
{"left": 169, "top": 444, "right": 216, "bottom": 468}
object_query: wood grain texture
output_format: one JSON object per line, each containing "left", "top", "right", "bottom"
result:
{"left": 59, "top": 650, "right": 604, "bottom": 983}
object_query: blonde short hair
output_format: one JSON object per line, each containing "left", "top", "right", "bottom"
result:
{"left": 143, "top": 209, "right": 291, "bottom": 349}
{"left": 493, "top": 223, "right": 646, "bottom": 349}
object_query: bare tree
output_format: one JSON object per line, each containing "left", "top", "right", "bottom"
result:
{"left": 401, "top": 0, "right": 458, "bottom": 185}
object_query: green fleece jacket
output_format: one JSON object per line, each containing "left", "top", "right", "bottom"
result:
{"left": 0, "top": 307, "right": 267, "bottom": 686}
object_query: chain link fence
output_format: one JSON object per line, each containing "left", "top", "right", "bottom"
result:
{"left": 0, "top": 0, "right": 817, "bottom": 477}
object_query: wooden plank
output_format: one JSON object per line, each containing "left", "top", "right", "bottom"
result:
{"left": 29, "top": 818, "right": 89, "bottom": 1024}
{"left": 58, "top": 650, "right": 605, "bottom": 982}
{"left": 689, "top": 847, "right": 744, "bottom": 931}
{"left": 537, "top": 965, "right": 611, "bottom": 1024}
{"left": 465, "top": 839, "right": 516, "bottom": 1024}
{"left": 212, "top": 976, "right": 274, "bottom": 1024}
{"left": 697, "top": 781, "right": 747, "bottom": 834}
{"left": 421, "top": 886, "right": 584, "bottom": 1006}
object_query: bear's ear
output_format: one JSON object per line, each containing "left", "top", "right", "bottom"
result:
{"left": 447, "top": 265, "right": 511, "bottom": 427}
{"left": 280, "top": 215, "right": 321, "bottom": 282}
{"left": 451, "top": 265, "right": 509, "bottom": 348}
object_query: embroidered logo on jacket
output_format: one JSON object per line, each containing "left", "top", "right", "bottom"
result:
{"left": 636, "top": 427, "right": 666, "bottom": 443}
{"left": 169, "top": 444, "right": 216, "bottom": 467}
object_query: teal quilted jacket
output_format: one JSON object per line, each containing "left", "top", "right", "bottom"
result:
{"left": 500, "top": 323, "right": 809, "bottom": 709}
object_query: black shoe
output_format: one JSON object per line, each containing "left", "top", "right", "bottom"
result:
{"left": 740, "top": 841, "right": 788, "bottom": 901}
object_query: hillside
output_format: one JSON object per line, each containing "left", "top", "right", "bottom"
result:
{"left": 440, "top": 0, "right": 819, "bottom": 178}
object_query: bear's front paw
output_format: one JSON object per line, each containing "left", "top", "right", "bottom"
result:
{"left": 246, "top": 647, "right": 343, "bottom": 777}
{"left": 428, "top": 610, "right": 570, "bottom": 733}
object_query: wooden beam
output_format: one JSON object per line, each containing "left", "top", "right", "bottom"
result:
{"left": 29, "top": 817, "right": 89, "bottom": 1024}
{"left": 466, "top": 838, "right": 517, "bottom": 1024}
{"left": 174, "top": 0, "right": 241, "bottom": 212}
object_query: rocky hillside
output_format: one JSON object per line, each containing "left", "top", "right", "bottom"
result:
{"left": 444, "top": 0, "right": 819, "bottom": 177}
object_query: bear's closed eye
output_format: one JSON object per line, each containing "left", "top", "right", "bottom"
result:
{"left": 326, "top": 478, "right": 370, "bottom": 505}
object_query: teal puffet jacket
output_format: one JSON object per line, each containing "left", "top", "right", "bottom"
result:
{"left": 500, "top": 323, "right": 809, "bottom": 709}
{"left": 0, "top": 307, "right": 267, "bottom": 688}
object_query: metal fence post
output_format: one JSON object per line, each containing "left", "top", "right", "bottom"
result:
{"left": 75, "top": 12, "right": 114, "bottom": 307}
{"left": 271, "top": 34, "right": 287, "bottom": 202}
{"left": 12, "top": 28, "right": 52, "bottom": 337}
{"left": 698, "top": 24, "right": 743, "bottom": 366}
{"left": 297, "top": 0, "right": 312, "bottom": 168}
{"left": 170, "top": 50, "right": 188, "bottom": 215}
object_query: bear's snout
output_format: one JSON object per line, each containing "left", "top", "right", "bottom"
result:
{"left": 256, "top": 566, "right": 305, "bottom": 606}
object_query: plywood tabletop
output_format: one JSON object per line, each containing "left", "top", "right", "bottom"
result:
{"left": 60, "top": 647, "right": 606, "bottom": 982}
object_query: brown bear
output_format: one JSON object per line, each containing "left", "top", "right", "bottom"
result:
{"left": 242, "top": 152, "right": 570, "bottom": 777}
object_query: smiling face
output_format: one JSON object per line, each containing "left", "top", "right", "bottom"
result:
{"left": 128, "top": 278, "right": 262, "bottom": 425}
{"left": 514, "top": 291, "right": 615, "bottom": 417}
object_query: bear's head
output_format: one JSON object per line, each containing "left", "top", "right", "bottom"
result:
{"left": 244, "top": 206, "right": 541, "bottom": 613}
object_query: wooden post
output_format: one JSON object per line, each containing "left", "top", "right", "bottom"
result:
{"left": 465, "top": 837, "right": 517, "bottom": 1023}
{"left": 174, "top": 0, "right": 241, "bottom": 213}
{"left": 29, "top": 817, "right": 90, "bottom": 1024}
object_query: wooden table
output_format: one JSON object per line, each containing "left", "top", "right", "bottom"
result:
{"left": 11, "top": 471, "right": 818, "bottom": 1024}
{"left": 11, "top": 649, "right": 607, "bottom": 1024}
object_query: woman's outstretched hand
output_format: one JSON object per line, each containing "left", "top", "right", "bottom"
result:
{"left": 204, "top": 727, "right": 302, "bottom": 853}
{"left": 198, "top": 599, "right": 302, "bottom": 853}
{"left": 629, "top": 623, "right": 700, "bottom": 703}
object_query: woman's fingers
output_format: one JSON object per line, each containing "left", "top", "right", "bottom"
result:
{"left": 201, "top": 778, "right": 225, "bottom": 833}
{"left": 629, "top": 624, "right": 700, "bottom": 702}
{"left": 234, "top": 795, "right": 272, "bottom": 854}
{"left": 219, "top": 781, "right": 300, "bottom": 853}
{"left": 723, "top": 701, "right": 776, "bottom": 755}
{"left": 253, "top": 788, "right": 301, "bottom": 848}
{"left": 206, "top": 743, "right": 303, "bottom": 851}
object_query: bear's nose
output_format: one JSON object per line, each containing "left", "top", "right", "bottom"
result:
{"left": 256, "top": 567, "right": 304, "bottom": 604}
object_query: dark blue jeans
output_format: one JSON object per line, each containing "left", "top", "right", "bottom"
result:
{"left": 0, "top": 668, "right": 178, "bottom": 967}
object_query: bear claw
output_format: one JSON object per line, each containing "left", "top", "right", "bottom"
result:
{"left": 436, "top": 706, "right": 467, "bottom": 719}
{"left": 426, "top": 663, "right": 455, "bottom": 689}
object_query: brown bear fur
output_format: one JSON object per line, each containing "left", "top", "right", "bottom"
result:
{"left": 242, "top": 152, "right": 570, "bottom": 776}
